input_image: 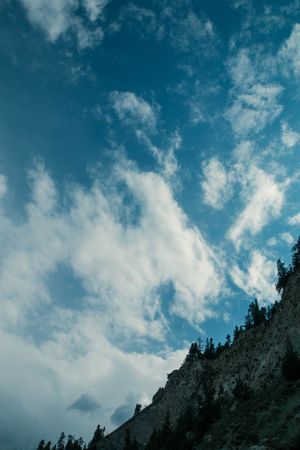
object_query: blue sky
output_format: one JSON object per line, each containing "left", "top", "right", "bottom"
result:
{"left": 1, "top": 0, "right": 300, "bottom": 447}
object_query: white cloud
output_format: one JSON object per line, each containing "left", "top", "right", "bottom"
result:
{"left": 281, "top": 121, "right": 300, "bottom": 149}
{"left": 267, "top": 236, "right": 277, "bottom": 247}
{"left": 227, "top": 49, "right": 255, "bottom": 88}
{"left": 225, "top": 49, "right": 283, "bottom": 137}
{"left": 279, "top": 23, "right": 300, "bottom": 78}
{"left": 19, "top": 0, "right": 77, "bottom": 42}
{"left": 135, "top": 130, "right": 181, "bottom": 180}
{"left": 0, "top": 326, "right": 186, "bottom": 447}
{"left": 232, "top": 140, "right": 254, "bottom": 162}
{"left": 83, "top": 0, "right": 108, "bottom": 22}
{"left": 0, "top": 175, "right": 7, "bottom": 198}
{"left": 119, "top": 4, "right": 217, "bottom": 55}
{"left": 0, "top": 160, "right": 225, "bottom": 446}
{"left": 0, "top": 161, "right": 224, "bottom": 336}
{"left": 201, "top": 158, "right": 233, "bottom": 209}
{"left": 166, "top": 10, "right": 216, "bottom": 53}
{"left": 228, "top": 166, "right": 284, "bottom": 247}
{"left": 229, "top": 0, "right": 253, "bottom": 9}
{"left": 189, "top": 102, "right": 206, "bottom": 125}
{"left": 28, "top": 162, "right": 58, "bottom": 213}
{"left": 226, "top": 83, "right": 282, "bottom": 137}
{"left": 288, "top": 212, "right": 300, "bottom": 225}
{"left": 267, "top": 232, "right": 294, "bottom": 247}
{"left": 280, "top": 232, "right": 294, "bottom": 245}
{"left": 74, "top": 21, "right": 104, "bottom": 49}
{"left": 119, "top": 4, "right": 163, "bottom": 41}
{"left": 19, "top": 0, "right": 108, "bottom": 48}
{"left": 111, "top": 91, "right": 159, "bottom": 132}
{"left": 230, "top": 250, "right": 277, "bottom": 303}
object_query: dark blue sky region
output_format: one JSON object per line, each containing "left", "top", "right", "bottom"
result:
{"left": 1, "top": 0, "right": 300, "bottom": 448}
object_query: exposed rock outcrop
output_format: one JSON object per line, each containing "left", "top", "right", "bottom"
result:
{"left": 97, "top": 268, "right": 300, "bottom": 449}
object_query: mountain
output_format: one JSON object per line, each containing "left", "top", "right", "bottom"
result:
{"left": 95, "top": 264, "right": 300, "bottom": 450}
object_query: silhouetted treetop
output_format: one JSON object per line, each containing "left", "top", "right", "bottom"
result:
{"left": 292, "top": 236, "right": 300, "bottom": 271}
{"left": 88, "top": 425, "right": 105, "bottom": 449}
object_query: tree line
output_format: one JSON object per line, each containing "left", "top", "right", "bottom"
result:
{"left": 185, "top": 297, "right": 280, "bottom": 364}
{"left": 36, "top": 425, "right": 105, "bottom": 450}
{"left": 276, "top": 235, "right": 300, "bottom": 292}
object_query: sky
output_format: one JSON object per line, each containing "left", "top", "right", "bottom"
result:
{"left": 1, "top": 0, "right": 300, "bottom": 448}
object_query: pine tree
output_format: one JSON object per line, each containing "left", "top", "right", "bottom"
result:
{"left": 88, "top": 425, "right": 105, "bottom": 449}
{"left": 244, "top": 311, "right": 252, "bottom": 330}
{"left": 225, "top": 334, "right": 231, "bottom": 348}
{"left": 73, "top": 438, "right": 84, "bottom": 450}
{"left": 37, "top": 440, "right": 45, "bottom": 450}
{"left": 292, "top": 236, "right": 300, "bottom": 271}
{"left": 65, "top": 436, "right": 74, "bottom": 450}
{"left": 257, "top": 299, "right": 266, "bottom": 325}
{"left": 44, "top": 442, "right": 52, "bottom": 450}
{"left": 57, "top": 432, "right": 65, "bottom": 450}
{"left": 197, "top": 337, "right": 203, "bottom": 353}
{"left": 204, "top": 338, "right": 215, "bottom": 359}
{"left": 276, "top": 259, "right": 291, "bottom": 292}
{"left": 134, "top": 403, "right": 142, "bottom": 415}
{"left": 233, "top": 325, "right": 241, "bottom": 341}
{"left": 244, "top": 299, "right": 266, "bottom": 329}
{"left": 249, "top": 299, "right": 261, "bottom": 326}
{"left": 216, "top": 342, "right": 223, "bottom": 355}
{"left": 266, "top": 305, "right": 272, "bottom": 321}
{"left": 185, "top": 342, "right": 202, "bottom": 362}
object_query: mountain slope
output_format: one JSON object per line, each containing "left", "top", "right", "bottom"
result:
{"left": 96, "top": 267, "right": 300, "bottom": 450}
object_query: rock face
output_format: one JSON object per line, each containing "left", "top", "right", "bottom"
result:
{"left": 97, "top": 268, "right": 300, "bottom": 450}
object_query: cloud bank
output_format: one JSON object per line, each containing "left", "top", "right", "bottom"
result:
{"left": 0, "top": 159, "right": 223, "bottom": 446}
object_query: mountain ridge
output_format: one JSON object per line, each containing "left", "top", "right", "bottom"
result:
{"left": 96, "top": 264, "right": 300, "bottom": 449}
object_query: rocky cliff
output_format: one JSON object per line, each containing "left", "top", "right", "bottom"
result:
{"left": 96, "top": 266, "right": 300, "bottom": 450}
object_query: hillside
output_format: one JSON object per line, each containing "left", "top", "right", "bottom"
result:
{"left": 95, "top": 264, "right": 300, "bottom": 450}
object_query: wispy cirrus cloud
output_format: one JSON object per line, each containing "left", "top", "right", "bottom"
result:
{"left": 201, "top": 137, "right": 288, "bottom": 250}
{"left": 118, "top": 3, "right": 164, "bottom": 41}
{"left": 201, "top": 158, "right": 234, "bottom": 210}
{"left": 281, "top": 121, "right": 300, "bottom": 149}
{"left": 267, "top": 232, "right": 294, "bottom": 247}
{"left": 18, "top": 0, "right": 109, "bottom": 48}
{"left": 110, "top": 91, "right": 181, "bottom": 180}
{"left": 226, "top": 83, "right": 282, "bottom": 137}
{"left": 279, "top": 23, "right": 300, "bottom": 79}
{"left": 228, "top": 167, "right": 284, "bottom": 247}
{"left": 83, "top": 0, "right": 108, "bottom": 22}
{"left": 165, "top": 8, "right": 216, "bottom": 54}
{"left": 230, "top": 250, "right": 277, "bottom": 303}
{"left": 118, "top": 2, "right": 217, "bottom": 56}
{"left": 0, "top": 175, "right": 7, "bottom": 198}
{"left": 225, "top": 49, "right": 283, "bottom": 137}
{"left": 135, "top": 130, "right": 181, "bottom": 180}
{"left": 287, "top": 212, "right": 300, "bottom": 226}
{"left": 110, "top": 91, "right": 160, "bottom": 133}
{"left": 227, "top": 166, "right": 285, "bottom": 248}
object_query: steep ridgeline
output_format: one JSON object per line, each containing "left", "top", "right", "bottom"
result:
{"left": 96, "top": 267, "right": 300, "bottom": 450}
